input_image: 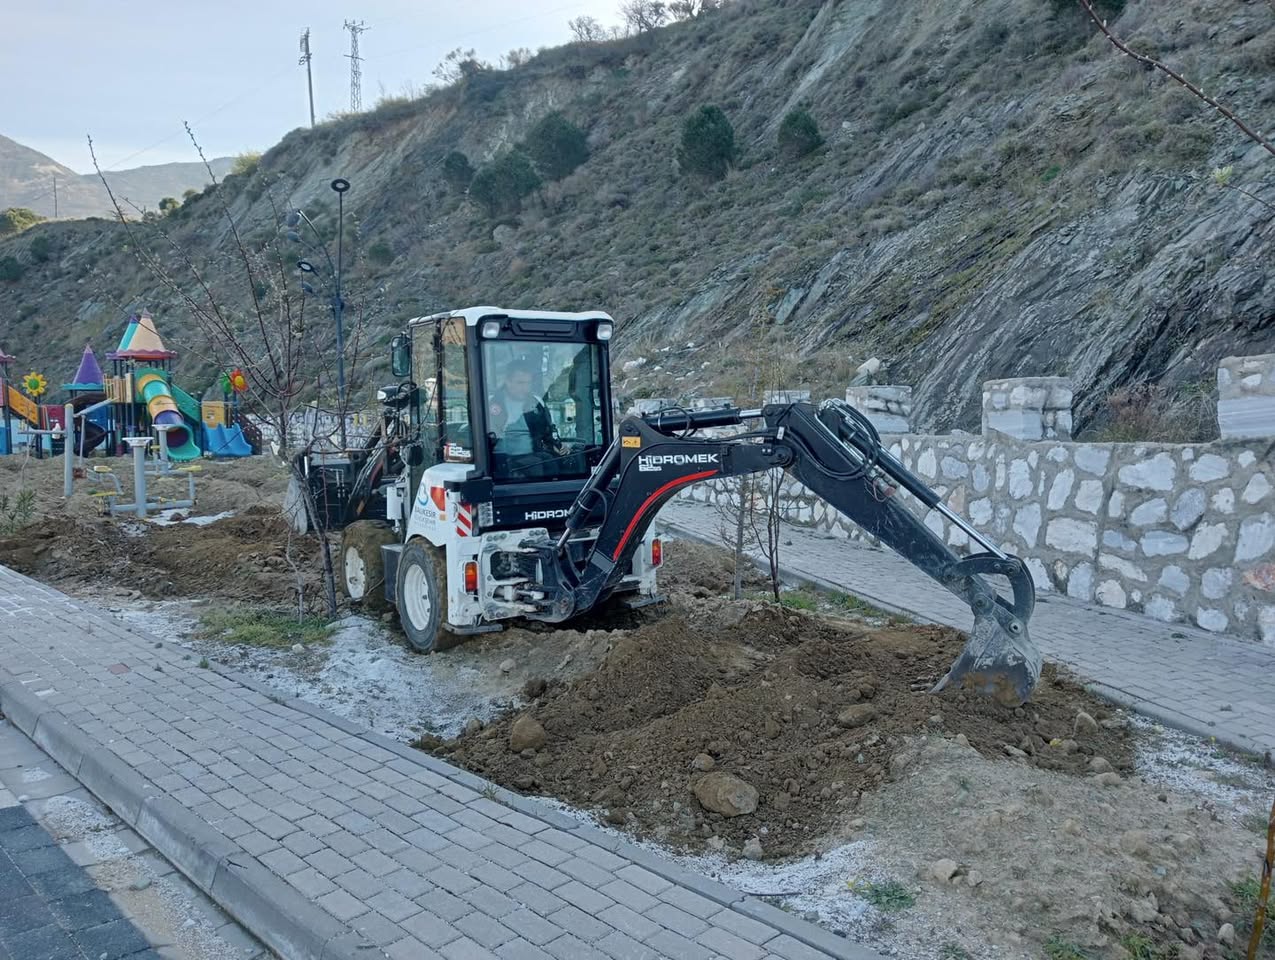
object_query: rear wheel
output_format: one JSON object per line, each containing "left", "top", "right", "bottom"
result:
{"left": 395, "top": 540, "right": 462, "bottom": 653}
{"left": 341, "top": 521, "right": 397, "bottom": 614}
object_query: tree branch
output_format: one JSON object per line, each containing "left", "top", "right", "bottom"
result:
{"left": 1076, "top": 0, "right": 1275, "bottom": 159}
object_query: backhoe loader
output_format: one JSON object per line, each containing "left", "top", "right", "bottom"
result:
{"left": 305, "top": 306, "right": 1042, "bottom": 705}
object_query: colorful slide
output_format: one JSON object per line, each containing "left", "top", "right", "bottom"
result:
{"left": 135, "top": 370, "right": 202, "bottom": 461}
{"left": 205, "top": 424, "right": 253, "bottom": 457}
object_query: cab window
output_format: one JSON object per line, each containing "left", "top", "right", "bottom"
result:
{"left": 439, "top": 318, "right": 473, "bottom": 462}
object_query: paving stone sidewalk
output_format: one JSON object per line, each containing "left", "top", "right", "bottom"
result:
{"left": 659, "top": 500, "right": 1275, "bottom": 758}
{"left": 0, "top": 565, "right": 877, "bottom": 960}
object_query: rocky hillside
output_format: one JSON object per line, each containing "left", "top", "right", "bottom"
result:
{"left": 0, "top": 0, "right": 1271, "bottom": 434}
{"left": 0, "top": 134, "right": 232, "bottom": 219}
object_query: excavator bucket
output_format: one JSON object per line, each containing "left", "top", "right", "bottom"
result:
{"left": 933, "top": 608, "right": 1042, "bottom": 707}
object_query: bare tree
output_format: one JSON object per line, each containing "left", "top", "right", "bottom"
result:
{"left": 669, "top": 0, "right": 719, "bottom": 20}
{"left": 568, "top": 16, "right": 608, "bottom": 43}
{"left": 500, "top": 47, "right": 533, "bottom": 70}
{"left": 432, "top": 48, "right": 491, "bottom": 86}
{"left": 620, "top": 0, "right": 668, "bottom": 34}
{"left": 88, "top": 127, "right": 377, "bottom": 618}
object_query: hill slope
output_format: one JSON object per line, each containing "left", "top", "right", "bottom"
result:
{"left": 0, "top": 0, "right": 1271, "bottom": 434}
{"left": 0, "top": 134, "right": 232, "bottom": 219}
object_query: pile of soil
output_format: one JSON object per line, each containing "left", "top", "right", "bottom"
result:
{"left": 0, "top": 506, "right": 324, "bottom": 608}
{"left": 426, "top": 595, "right": 1135, "bottom": 857}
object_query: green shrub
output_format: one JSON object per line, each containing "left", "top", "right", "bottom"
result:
{"left": 231, "top": 151, "right": 261, "bottom": 176}
{"left": 28, "top": 235, "right": 52, "bottom": 263}
{"left": 158, "top": 196, "right": 180, "bottom": 215}
{"left": 367, "top": 240, "right": 395, "bottom": 266}
{"left": 678, "top": 105, "right": 737, "bottom": 181}
{"left": 524, "top": 112, "right": 590, "bottom": 180}
{"left": 0, "top": 208, "right": 44, "bottom": 236}
{"left": 777, "top": 109, "right": 824, "bottom": 158}
{"left": 469, "top": 150, "right": 542, "bottom": 218}
{"left": 442, "top": 151, "right": 475, "bottom": 191}
{"left": 0, "top": 257, "right": 24, "bottom": 282}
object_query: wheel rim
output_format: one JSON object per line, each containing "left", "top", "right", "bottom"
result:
{"left": 403, "top": 563, "right": 433, "bottom": 632}
{"left": 344, "top": 546, "right": 366, "bottom": 599}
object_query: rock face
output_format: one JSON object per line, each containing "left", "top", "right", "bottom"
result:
{"left": 509, "top": 715, "right": 547, "bottom": 752}
{"left": 693, "top": 772, "right": 759, "bottom": 817}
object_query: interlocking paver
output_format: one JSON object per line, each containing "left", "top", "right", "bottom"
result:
{"left": 0, "top": 565, "right": 872, "bottom": 960}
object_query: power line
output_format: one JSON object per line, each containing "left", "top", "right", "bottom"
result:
{"left": 299, "top": 28, "right": 316, "bottom": 128}
{"left": 344, "top": 20, "right": 368, "bottom": 113}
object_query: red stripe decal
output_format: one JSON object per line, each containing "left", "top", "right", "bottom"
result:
{"left": 612, "top": 470, "right": 717, "bottom": 561}
{"left": 457, "top": 512, "right": 471, "bottom": 530}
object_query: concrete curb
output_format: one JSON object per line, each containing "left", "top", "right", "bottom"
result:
{"left": 657, "top": 517, "right": 1265, "bottom": 759}
{"left": 0, "top": 667, "right": 363, "bottom": 960}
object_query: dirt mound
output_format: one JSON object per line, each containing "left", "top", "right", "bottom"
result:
{"left": 0, "top": 508, "right": 323, "bottom": 609}
{"left": 427, "top": 598, "right": 1134, "bottom": 857}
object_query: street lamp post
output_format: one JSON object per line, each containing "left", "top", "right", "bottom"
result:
{"left": 288, "top": 177, "right": 351, "bottom": 450}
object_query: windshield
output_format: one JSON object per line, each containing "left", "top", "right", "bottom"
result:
{"left": 482, "top": 340, "right": 606, "bottom": 482}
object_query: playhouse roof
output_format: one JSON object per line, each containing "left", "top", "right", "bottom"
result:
{"left": 64, "top": 344, "right": 104, "bottom": 389}
{"left": 108, "top": 311, "right": 176, "bottom": 360}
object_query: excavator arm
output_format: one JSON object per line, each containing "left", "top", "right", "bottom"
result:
{"left": 534, "top": 400, "right": 1042, "bottom": 705}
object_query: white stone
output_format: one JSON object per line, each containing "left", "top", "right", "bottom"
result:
{"left": 1235, "top": 513, "right": 1274, "bottom": 563}
{"left": 1239, "top": 451, "right": 1256, "bottom": 468}
{"left": 987, "top": 409, "right": 1043, "bottom": 441}
{"left": 1074, "top": 446, "right": 1111, "bottom": 476}
{"left": 1142, "top": 531, "right": 1189, "bottom": 556}
{"left": 1171, "top": 488, "right": 1206, "bottom": 530}
{"left": 1026, "top": 557, "right": 1052, "bottom": 591}
{"left": 1218, "top": 395, "right": 1275, "bottom": 440}
{"left": 1008, "top": 459, "right": 1032, "bottom": 499}
{"left": 972, "top": 463, "right": 990, "bottom": 493}
{"left": 1201, "top": 568, "right": 1233, "bottom": 600}
{"left": 1195, "top": 608, "right": 1228, "bottom": 633}
{"left": 1118, "top": 453, "right": 1176, "bottom": 492}
{"left": 1046, "top": 446, "right": 1068, "bottom": 463}
{"left": 1187, "top": 523, "right": 1227, "bottom": 560}
{"left": 1045, "top": 518, "right": 1098, "bottom": 554}
{"left": 1107, "top": 491, "right": 1125, "bottom": 519}
{"left": 1145, "top": 596, "right": 1176, "bottom": 622}
{"left": 1103, "top": 529, "right": 1137, "bottom": 551}
{"left": 940, "top": 456, "right": 968, "bottom": 479}
{"left": 924, "top": 509, "right": 945, "bottom": 538}
{"left": 1188, "top": 454, "right": 1231, "bottom": 483}
{"left": 969, "top": 498, "right": 993, "bottom": 526}
{"left": 1129, "top": 498, "right": 1168, "bottom": 526}
{"left": 1013, "top": 504, "right": 1042, "bottom": 546}
{"left": 1241, "top": 374, "right": 1263, "bottom": 388}
{"left": 1098, "top": 553, "right": 1146, "bottom": 582}
{"left": 1260, "top": 606, "right": 1275, "bottom": 647}
{"left": 1074, "top": 480, "right": 1104, "bottom": 515}
{"left": 995, "top": 459, "right": 1006, "bottom": 490}
{"left": 1211, "top": 488, "right": 1235, "bottom": 514}
{"left": 1047, "top": 469, "right": 1075, "bottom": 510}
{"left": 917, "top": 448, "right": 936, "bottom": 479}
{"left": 1157, "top": 566, "right": 1190, "bottom": 596}
{"left": 1067, "top": 562, "right": 1094, "bottom": 601}
{"left": 1242, "top": 473, "right": 1272, "bottom": 504}
{"left": 1096, "top": 579, "right": 1127, "bottom": 608}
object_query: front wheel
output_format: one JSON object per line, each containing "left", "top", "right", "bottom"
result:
{"left": 395, "top": 540, "right": 462, "bottom": 653}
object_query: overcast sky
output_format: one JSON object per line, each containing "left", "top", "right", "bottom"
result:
{"left": 7, "top": 1, "right": 619, "bottom": 173}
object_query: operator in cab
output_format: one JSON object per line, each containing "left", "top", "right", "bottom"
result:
{"left": 488, "top": 358, "right": 564, "bottom": 475}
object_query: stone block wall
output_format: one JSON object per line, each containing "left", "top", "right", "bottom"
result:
{"left": 845, "top": 385, "right": 912, "bottom": 433}
{"left": 1218, "top": 354, "right": 1275, "bottom": 440}
{"left": 670, "top": 362, "right": 1275, "bottom": 646}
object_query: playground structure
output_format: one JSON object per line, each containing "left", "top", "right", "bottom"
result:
{"left": 86, "top": 435, "right": 201, "bottom": 519}
{"left": 0, "top": 311, "right": 260, "bottom": 460}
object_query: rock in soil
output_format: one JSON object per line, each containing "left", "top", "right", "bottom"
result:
{"left": 693, "top": 772, "right": 759, "bottom": 817}
{"left": 509, "top": 715, "right": 547, "bottom": 752}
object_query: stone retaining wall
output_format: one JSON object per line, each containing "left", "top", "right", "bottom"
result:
{"left": 665, "top": 360, "right": 1275, "bottom": 646}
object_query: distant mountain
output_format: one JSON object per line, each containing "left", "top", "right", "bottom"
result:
{"left": 0, "top": 134, "right": 233, "bottom": 219}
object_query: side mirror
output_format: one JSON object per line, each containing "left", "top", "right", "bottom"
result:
{"left": 390, "top": 335, "right": 411, "bottom": 378}
{"left": 404, "top": 444, "right": 424, "bottom": 467}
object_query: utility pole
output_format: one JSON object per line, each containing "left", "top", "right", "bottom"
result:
{"left": 343, "top": 19, "right": 368, "bottom": 112}
{"left": 52, "top": 175, "right": 58, "bottom": 218}
{"left": 298, "top": 28, "right": 316, "bottom": 127}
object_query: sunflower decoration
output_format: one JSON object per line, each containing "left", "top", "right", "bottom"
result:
{"left": 21, "top": 371, "right": 47, "bottom": 398}
{"left": 218, "top": 368, "right": 249, "bottom": 394}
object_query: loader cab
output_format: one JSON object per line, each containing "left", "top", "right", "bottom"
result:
{"left": 394, "top": 307, "right": 615, "bottom": 531}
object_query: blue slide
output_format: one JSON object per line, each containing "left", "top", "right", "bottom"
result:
{"left": 206, "top": 424, "right": 253, "bottom": 457}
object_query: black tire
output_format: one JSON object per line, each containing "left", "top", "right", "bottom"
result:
{"left": 340, "top": 520, "right": 397, "bottom": 614}
{"left": 395, "top": 540, "right": 463, "bottom": 653}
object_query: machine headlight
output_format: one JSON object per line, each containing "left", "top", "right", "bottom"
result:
{"left": 596, "top": 322, "right": 614, "bottom": 341}
{"left": 481, "top": 320, "right": 502, "bottom": 339}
